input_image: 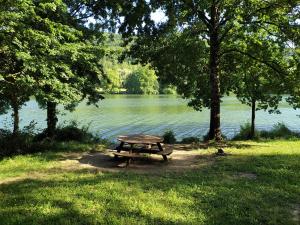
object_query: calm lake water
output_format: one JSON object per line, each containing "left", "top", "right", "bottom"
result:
{"left": 0, "top": 95, "right": 299, "bottom": 141}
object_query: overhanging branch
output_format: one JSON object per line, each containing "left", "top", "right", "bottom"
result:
{"left": 221, "top": 48, "right": 286, "bottom": 75}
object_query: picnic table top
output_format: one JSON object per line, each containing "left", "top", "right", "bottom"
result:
{"left": 117, "top": 134, "right": 164, "bottom": 144}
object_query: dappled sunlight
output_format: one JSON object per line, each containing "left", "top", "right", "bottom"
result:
{"left": 0, "top": 140, "right": 299, "bottom": 224}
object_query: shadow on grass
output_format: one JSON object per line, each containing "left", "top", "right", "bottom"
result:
{"left": 0, "top": 152, "right": 299, "bottom": 225}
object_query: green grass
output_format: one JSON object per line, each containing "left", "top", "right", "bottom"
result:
{"left": 0, "top": 140, "right": 300, "bottom": 225}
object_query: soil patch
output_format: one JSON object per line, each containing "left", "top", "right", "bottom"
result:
{"left": 76, "top": 148, "right": 215, "bottom": 174}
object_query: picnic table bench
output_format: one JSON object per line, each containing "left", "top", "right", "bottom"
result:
{"left": 113, "top": 134, "right": 173, "bottom": 167}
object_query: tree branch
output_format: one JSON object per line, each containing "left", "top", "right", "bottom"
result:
{"left": 198, "top": 11, "right": 211, "bottom": 29}
{"left": 221, "top": 48, "right": 285, "bottom": 75}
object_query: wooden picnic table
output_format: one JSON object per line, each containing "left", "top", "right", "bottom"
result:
{"left": 114, "top": 134, "right": 173, "bottom": 166}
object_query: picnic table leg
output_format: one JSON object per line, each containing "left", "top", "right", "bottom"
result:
{"left": 116, "top": 141, "right": 124, "bottom": 152}
{"left": 114, "top": 142, "right": 124, "bottom": 159}
{"left": 126, "top": 144, "right": 134, "bottom": 167}
{"left": 157, "top": 142, "right": 167, "bottom": 161}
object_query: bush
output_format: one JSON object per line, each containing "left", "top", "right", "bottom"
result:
{"left": 55, "top": 121, "right": 95, "bottom": 142}
{"left": 124, "top": 65, "right": 159, "bottom": 94}
{"left": 0, "top": 121, "right": 44, "bottom": 157}
{"left": 260, "top": 123, "right": 300, "bottom": 139}
{"left": 0, "top": 120, "right": 103, "bottom": 158}
{"left": 35, "top": 120, "right": 97, "bottom": 143}
{"left": 160, "top": 85, "right": 177, "bottom": 95}
{"left": 181, "top": 136, "right": 201, "bottom": 144}
{"left": 163, "top": 130, "right": 177, "bottom": 144}
{"left": 233, "top": 123, "right": 260, "bottom": 140}
{"left": 232, "top": 122, "right": 300, "bottom": 140}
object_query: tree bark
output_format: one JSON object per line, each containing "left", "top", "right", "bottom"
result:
{"left": 250, "top": 98, "right": 256, "bottom": 139}
{"left": 208, "top": 2, "right": 222, "bottom": 141}
{"left": 208, "top": 107, "right": 216, "bottom": 140}
{"left": 12, "top": 103, "right": 19, "bottom": 135}
{"left": 46, "top": 101, "right": 58, "bottom": 137}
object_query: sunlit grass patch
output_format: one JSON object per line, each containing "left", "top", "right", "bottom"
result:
{"left": 0, "top": 140, "right": 299, "bottom": 225}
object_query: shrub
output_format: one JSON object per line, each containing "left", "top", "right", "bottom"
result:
{"left": 233, "top": 123, "right": 260, "bottom": 140}
{"left": 124, "top": 65, "right": 159, "bottom": 94}
{"left": 55, "top": 121, "right": 95, "bottom": 142}
{"left": 181, "top": 137, "right": 201, "bottom": 144}
{"left": 163, "top": 130, "right": 177, "bottom": 144}
{"left": 160, "top": 85, "right": 177, "bottom": 95}
{"left": 260, "top": 123, "right": 300, "bottom": 139}
{"left": 35, "top": 120, "right": 98, "bottom": 143}
{"left": 0, "top": 120, "right": 104, "bottom": 158}
{"left": 232, "top": 122, "right": 300, "bottom": 140}
{"left": 0, "top": 121, "right": 43, "bottom": 157}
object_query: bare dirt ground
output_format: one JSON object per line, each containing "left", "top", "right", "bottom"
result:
{"left": 63, "top": 144, "right": 215, "bottom": 174}
{"left": 0, "top": 144, "right": 216, "bottom": 185}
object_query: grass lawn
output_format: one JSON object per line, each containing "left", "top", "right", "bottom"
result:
{"left": 0, "top": 140, "right": 299, "bottom": 225}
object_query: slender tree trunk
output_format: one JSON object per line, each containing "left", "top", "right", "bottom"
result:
{"left": 208, "top": 2, "right": 222, "bottom": 141}
{"left": 12, "top": 102, "right": 19, "bottom": 135}
{"left": 250, "top": 98, "right": 256, "bottom": 139}
{"left": 46, "top": 101, "right": 57, "bottom": 137}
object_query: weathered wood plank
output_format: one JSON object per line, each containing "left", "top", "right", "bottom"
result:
{"left": 117, "top": 134, "right": 163, "bottom": 144}
{"left": 113, "top": 152, "right": 142, "bottom": 158}
{"left": 112, "top": 146, "right": 160, "bottom": 153}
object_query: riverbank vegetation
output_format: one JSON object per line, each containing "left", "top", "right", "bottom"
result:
{"left": 0, "top": 140, "right": 299, "bottom": 224}
{"left": 0, "top": 120, "right": 103, "bottom": 158}
{"left": 233, "top": 123, "right": 300, "bottom": 141}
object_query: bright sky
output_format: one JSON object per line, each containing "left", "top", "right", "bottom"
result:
{"left": 151, "top": 9, "right": 167, "bottom": 23}
{"left": 88, "top": 9, "right": 166, "bottom": 25}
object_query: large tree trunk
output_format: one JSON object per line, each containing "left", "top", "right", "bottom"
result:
{"left": 11, "top": 101, "right": 19, "bottom": 135}
{"left": 250, "top": 98, "right": 256, "bottom": 139}
{"left": 208, "top": 2, "right": 222, "bottom": 141}
{"left": 208, "top": 107, "right": 216, "bottom": 140}
{"left": 46, "top": 101, "right": 57, "bottom": 137}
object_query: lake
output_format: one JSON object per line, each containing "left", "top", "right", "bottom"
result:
{"left": 0, "top": 95, "right": 299, "bottom": 141}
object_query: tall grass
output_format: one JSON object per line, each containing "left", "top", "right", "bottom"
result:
{"left": 233, "top": 122, "right": 300, "bottom": 140}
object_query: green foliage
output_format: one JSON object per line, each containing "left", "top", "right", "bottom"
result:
{"left": 0, "top": 121, "right": 42, "bottom": 157}
{"left": 34, "top": 120, "right": 100, "bottom": 143}
{"left": 0, "top": 0, "right": 109, "bottom": 134}
{"left": 0, "top": 119, "right": 100, "bottom": 157}
{"left": 260, "top": 123, "right": 300, "bottom": 139}
{"left": 181, "top": 137, "right": 201, "bottom": 144}
{"left": 233, "top": 123, "right": 300, "bottom": 140}
{"left": 125, "top": 65, "right": 159, "bottom": 94}
{"left": 100, "top": 33, "right": 163, "bottom": 94}
{"left": 160, "top": 85, "right": 177, "bottom": 95}
{"left": 117, "top": 0, "right": 299, "bottom": 140}
{"left": 55, "top": 121, "right": 96, "bottom": 143}
{"left": 123, "top": 0, "right": 298, "bottom": 110}
{"left": 162, "top": 130, "right": 176, "bottom": 144}
{"left": 233, "top": 123, "right": 260, "bottom": 140}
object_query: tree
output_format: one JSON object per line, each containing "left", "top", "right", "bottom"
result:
{"left": 232, "top": 60, "right": 283, "bottom": 139}
{"left": 286, "top": 41, "right": 300, "bottom": 110}
{"left": 125, "top": 65, "right": 159, "bottom": 94}
{"left": 110, "top": 0, "right": 299, "bottom": 141}
{"left": 0, "top": 0, "right": 35, "bottom": 134}
{"left": 0, "top": 0, "right": 108, "bottom": 136}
